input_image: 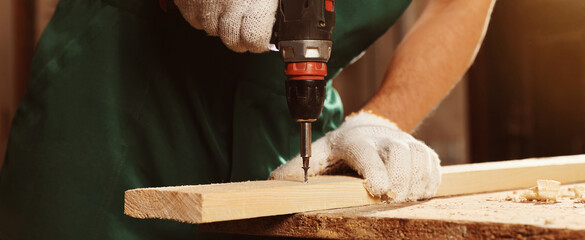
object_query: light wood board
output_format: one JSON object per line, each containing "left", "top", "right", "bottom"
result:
{"left": 437, "top": 154, "right": 585, "bottom": 196}
{"left": 124, "top": 154, "right": 585, "bottom": 224}
{"left": 125, "top": 176, "right": 379, "bottom": 224}
{"left": 200, "top": 183, "right": 585, "bottom": 239}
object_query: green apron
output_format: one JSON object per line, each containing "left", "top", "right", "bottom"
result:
{"left": 0, "top": 0, "right": 410, "bottom": 239}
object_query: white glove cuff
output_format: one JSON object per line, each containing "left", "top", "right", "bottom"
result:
{"left": 343, "top": 110, "right": 400, "bottom": 130}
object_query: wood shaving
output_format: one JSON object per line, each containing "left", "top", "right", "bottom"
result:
{"left": 504, "top": 180, "right": 561, "bottom": 203}
{"left": 571, "top": 186, "right": 585, "bottom": 203}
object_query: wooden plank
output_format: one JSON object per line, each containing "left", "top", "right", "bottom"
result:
{"left": 199, "top": 183, "right": 585, "bottom": 239}
{"left": 124, "top": 176, "right": 379, "bottom": 224}
{"left": 437, "top": 154, "right": 585, "bottom": 196}
{"left": 124, "top": 154, "right": 585, "bottom": 224}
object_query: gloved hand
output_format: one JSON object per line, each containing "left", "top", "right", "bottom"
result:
{"left": 270, "top": 111, "right": 441, "bottom": 202}
{"left": 174, "top": 0, "right": 278, "bottom": 53}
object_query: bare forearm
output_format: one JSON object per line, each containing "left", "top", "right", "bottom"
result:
{"left": 363, "top": 0, "right": 495, "bottom": 132}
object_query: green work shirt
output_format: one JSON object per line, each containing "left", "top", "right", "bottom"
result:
{"left": 0, "top": 0, "right": 410, "bottom": 239}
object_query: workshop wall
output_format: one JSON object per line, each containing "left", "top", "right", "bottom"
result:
{"left": 468, "top": 0, "right": 585, "bottom": 162}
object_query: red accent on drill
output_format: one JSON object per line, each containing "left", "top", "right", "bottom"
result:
{"left": 285, "top": 62, "right": 327, "bottom": 80}
{"left": 325, "top": 0, "right": 335, "bottom": 12}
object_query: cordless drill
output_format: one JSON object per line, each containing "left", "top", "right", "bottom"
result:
{"left": 272, "top": 0, "right": 335, "bottom": 182}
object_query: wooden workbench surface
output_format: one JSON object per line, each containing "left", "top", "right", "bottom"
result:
{"left": 200, "top": 183, "right": 585, "bottom": 239}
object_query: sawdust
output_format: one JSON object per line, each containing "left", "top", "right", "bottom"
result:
{"left": 500, "top": 180, "right": 585, "bottom": 204}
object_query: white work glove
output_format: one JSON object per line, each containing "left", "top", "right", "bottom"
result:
{"left": 174, "top": 0, "right": 278, "bottom": 53}
{"left": 270, "top": 111, "right": 441, "bottom": 202}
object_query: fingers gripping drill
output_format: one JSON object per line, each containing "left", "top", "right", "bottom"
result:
{"left": 272, "top": 0, "right": 335, "bottom": 182}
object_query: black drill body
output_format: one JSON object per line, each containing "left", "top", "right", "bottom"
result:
{"left": 272, "top": 0, "right": 335, "bottom": 182}
{"left": 273, "top": 0, "right": 335, "bottom": 44}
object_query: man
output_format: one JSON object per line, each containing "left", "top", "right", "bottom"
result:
{"left": 0, "top": 0, "right": 494, "bottom": 239}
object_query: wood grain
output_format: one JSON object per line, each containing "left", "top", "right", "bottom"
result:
{"left": 124, "top": 154, "right": 585, "bottom": 224}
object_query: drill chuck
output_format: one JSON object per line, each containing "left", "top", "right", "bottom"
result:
{"left": 285, "top": 80, "right": 326, "bottom": 121}
{"left": 284, "top": 62, "right": 327, "bottom": 122}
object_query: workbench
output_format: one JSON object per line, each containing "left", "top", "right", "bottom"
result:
{"left": 125, "top": 155, "right": 585, "bottom": 239}
{"left": 199, "top": 183, "right": 585, "bottom": 239}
